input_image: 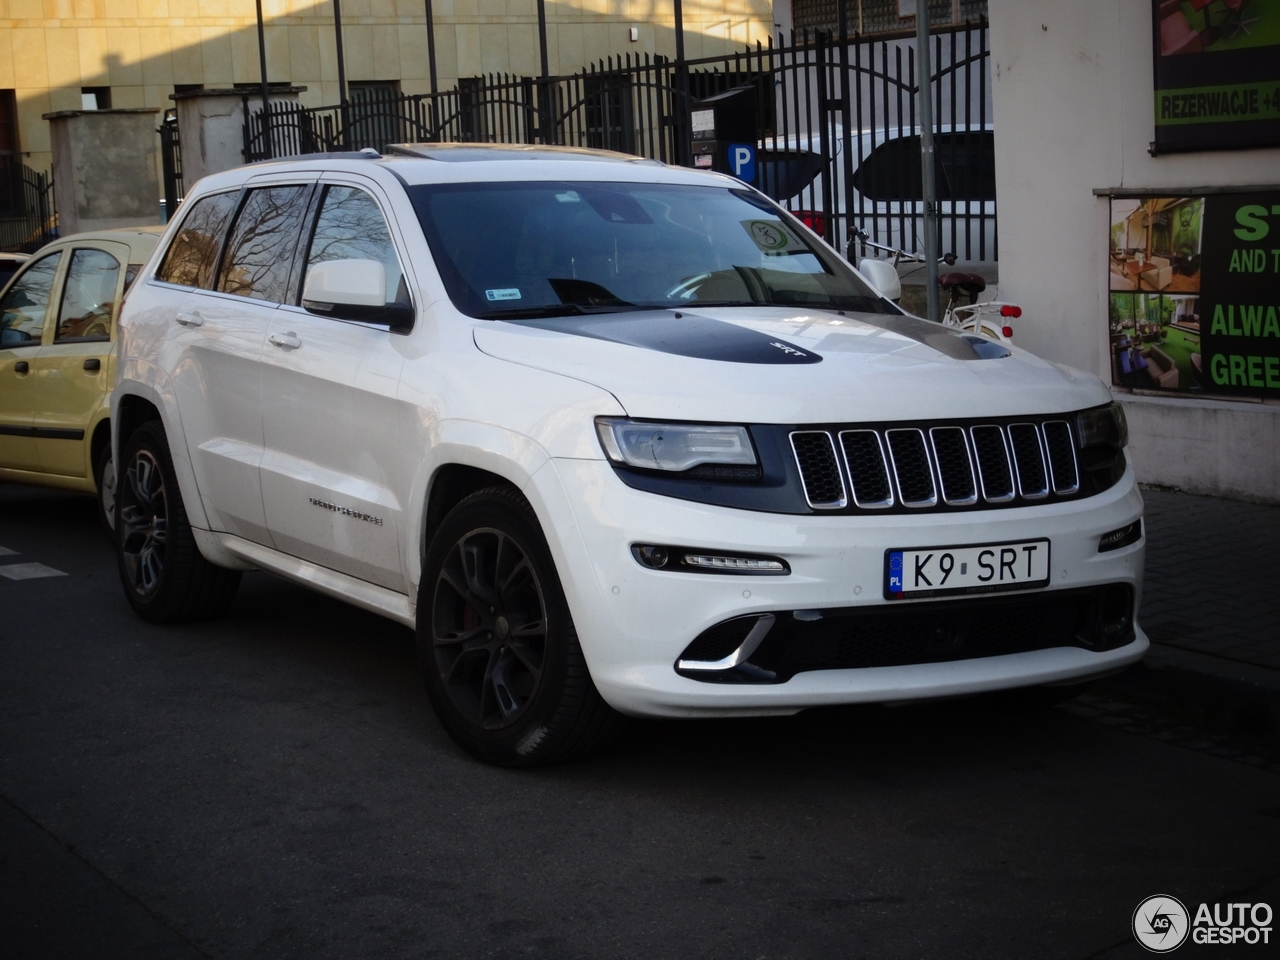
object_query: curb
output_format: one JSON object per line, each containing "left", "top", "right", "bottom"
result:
{"left": 1099, "top": 643, "right": 1280, "bottom": 739}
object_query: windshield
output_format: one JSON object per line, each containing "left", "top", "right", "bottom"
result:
{"left": 407, "top": 180, "right": 890, "bottom": 319}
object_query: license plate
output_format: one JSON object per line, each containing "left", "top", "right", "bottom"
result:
{"left": 884, "top": 539, "right": 1051, "bottom": 599}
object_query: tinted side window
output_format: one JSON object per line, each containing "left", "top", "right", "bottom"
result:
{"left": 218, "top": 185, "right": 312, "bottom": 303}
{"left": 851, "top": 132, "right": 995, "bottom": 202}
{"left": 0, "top": 251, "right": 60, "bottom": 347}
{"left": 304, "top": 185, "right": 407, "bottom": 306}
{"left": 56, "top": 248, "right": 120, "bottom": 341}
{"left": 157, "top": 191, "right": 239, "bottom": 288}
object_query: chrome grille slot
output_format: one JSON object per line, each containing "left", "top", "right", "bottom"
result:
{"left": 970, "top": 425, "right": 1015, "bottom": 502}
{"left": 885, "top": 429, "right": 937, "bottom": 507}
{"left": 790, "top": 431, "right": 847, "bottom": 509}
{"left": 1041, "top": 420, "right": 1079, "bottom": 495}
{"left": 928, "top": 426, "right": 978, "bottom": 506}
{"left": 777, "top": 412, "right": 1102, "bottom": 514}
{"left": 1007, "top": 423, "right": 1049, "bottom": 498}
{"left": 838, "top": 430, "right": 894, "bottom": 508}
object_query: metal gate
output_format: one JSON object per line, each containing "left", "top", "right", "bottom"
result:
{"left": 159, "top": 108, "right": 184, "bottom": 222}
{"left": 0, "top": 157, "right": 57, "bottom": 253}
{"left": 242, "top": 20, "right": 994, "bottom": 261}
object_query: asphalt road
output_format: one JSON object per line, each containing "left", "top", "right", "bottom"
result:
{"left": 2, "top": 483, "right": 1278, "bottom": 960}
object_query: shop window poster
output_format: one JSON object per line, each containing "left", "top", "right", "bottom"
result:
{"left": 1152, "top": 0, "right": 1280, "bottom": 152}
{"left": 1110, "top": 192, "right": 1280, "bottom": 399}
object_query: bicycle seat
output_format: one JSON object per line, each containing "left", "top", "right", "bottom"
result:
{"left": 938, "top": 271, "right": 986, "bottom": 295}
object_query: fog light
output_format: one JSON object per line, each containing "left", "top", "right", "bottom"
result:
{"left": 1098, "top": 519, "right": 1142, "bottom": 553}
{"left": 634, "top": 545, "right": 669, "bottom": 569}
{"left": 683, "top": 554, "right": 786, "bottom": 573}
{"left": 631, "top": 544, "right": 790, "bottom": 575}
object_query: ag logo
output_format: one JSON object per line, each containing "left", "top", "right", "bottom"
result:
{"left": 1133, "top": 895, "right": 1190, "bottom": 953}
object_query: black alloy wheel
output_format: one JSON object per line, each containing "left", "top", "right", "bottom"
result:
{"left": 417, "top": 486, "right": 621, "bottom": 765}
{"left": 114, "top": 421, "right": 240, "bottom": 623}
{"left": 119, "top": 446, "right": 167, "bottom": 596}
{"left": 431, "top": 526, "right": 547, "bottom": 729}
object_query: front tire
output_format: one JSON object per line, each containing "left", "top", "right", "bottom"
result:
{"left": 417, "top": 486, "right": 620, "bottom": 766}
{"left": 116, "top": 421, "right": 240, "bottom": 623}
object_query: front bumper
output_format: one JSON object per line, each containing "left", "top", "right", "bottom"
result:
{"left": 527, "top": 457, "right": 1147, "bottom": 718}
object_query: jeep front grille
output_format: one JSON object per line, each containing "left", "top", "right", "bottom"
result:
{"left": 790, "top": 417, "right": 1083, "bottom": 514}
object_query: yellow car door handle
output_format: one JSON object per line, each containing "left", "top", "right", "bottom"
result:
{"left": 14, "top": 361, "right": 28, "bottom": 374}
{"left": 175, "top": 311, "right": 204, "bottom": 327}
{"left": 83, "top": 358, "right": 101, "bottom": 372}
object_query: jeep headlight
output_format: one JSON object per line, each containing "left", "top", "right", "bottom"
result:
{"left": 595, "top": 417, "right": 757, "bottom": 472}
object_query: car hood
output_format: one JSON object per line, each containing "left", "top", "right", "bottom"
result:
{"left": 471, "top": 307, "right": 1111, "bottom": 423}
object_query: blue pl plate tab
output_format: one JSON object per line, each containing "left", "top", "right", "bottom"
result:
{"left": 887, "top": 550, "right": 904, "bottom": 595}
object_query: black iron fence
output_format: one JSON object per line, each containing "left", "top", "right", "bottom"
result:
{"left": 159, "top": 108, "right": 184, "bottom": 222}
{"left": 0, "top": 156, "right": 57, "bottom": 253}
{"left": 243, "top": 21, "right": 994, "bottom": 261}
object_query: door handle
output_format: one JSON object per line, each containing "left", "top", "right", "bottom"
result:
{"left": 175, "top": 311, "right": 204, "bottom": 327}
{"left": 268, "top": 331, "right": 301, "bottom": 349}
{"left": 83, "top": 358, "right": 101, "bottom": 372}
{"left": 14, "top": 361, "right": 28, "bottom": 374}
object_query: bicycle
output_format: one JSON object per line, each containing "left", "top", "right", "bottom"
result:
{"left": 848, "top": 228, "right": 1022, "bottom": 345}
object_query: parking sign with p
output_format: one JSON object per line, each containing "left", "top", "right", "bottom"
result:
{"left": 728, "top": 143, "right": 755, "bottom": 183}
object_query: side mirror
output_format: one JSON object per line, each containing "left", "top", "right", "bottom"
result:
{"left": 858, "top": 258, "right": 901, "bottom": 302}
{"left": 302, "top": 259, "right": 414, "bottom": 333}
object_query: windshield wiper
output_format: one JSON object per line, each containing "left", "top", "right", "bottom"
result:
{"left": 479, "top": 302, "right": 637, "bottom": 320}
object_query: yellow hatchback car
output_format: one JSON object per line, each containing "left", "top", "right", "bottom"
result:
{"left": 0, "top": 227, "right": 163, "bottom": 529}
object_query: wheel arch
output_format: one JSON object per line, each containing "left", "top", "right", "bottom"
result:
{"left": 112, "top": 368, "right": 210, "bottom": 531}
{"left": 420, "top": 463, "right": 523, "bottom": 569}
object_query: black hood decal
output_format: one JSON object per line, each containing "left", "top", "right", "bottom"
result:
{"left": 506, "top": 311, "right": 822, "bottom": 364}
{"left": 871, "top": 313, "right": 1011, "bottom": 360}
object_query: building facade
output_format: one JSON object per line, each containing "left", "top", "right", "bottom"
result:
{"left": 989, "top": 0, "right": 1280, "bottom": 502}
{"left": 0, "top": 0, "right": 778, "bottom": 177}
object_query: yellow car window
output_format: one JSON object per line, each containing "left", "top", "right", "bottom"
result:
{"left": 0, "top": 251, "right": 60, "bottom": 347}
{"left": 56, "top": 248, "right": 121, "bottom": 342}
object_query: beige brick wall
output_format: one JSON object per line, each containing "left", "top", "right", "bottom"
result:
{"left": 1, "top": 0, "right": 777, "bottom": 172}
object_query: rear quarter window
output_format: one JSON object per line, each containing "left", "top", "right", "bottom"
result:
{"left": 156, "top": 191, "right": 240, "bottom": 288}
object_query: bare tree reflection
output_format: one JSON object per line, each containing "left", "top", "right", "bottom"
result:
{"left": 306, "top": 186, "right": 405, "bottom": 305}
{"left": 158, "top": 192, "right": 239, "bottom": 288}
{"left": 218, "top": 186, "right": 311, "bottom": 302}
{"left": 0, "top": 251, "right": 61, "bottom": 344}
{"left": 56, "top": 248, "right": 120, "bottom": 341}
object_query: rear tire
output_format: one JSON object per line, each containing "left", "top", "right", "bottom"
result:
{"left": 417, "top": 486, "right": 621, "bottom": 766}
{"left": 116, "top": 420, "right": 240, "bottom": 623}
{"left": 94, "top": 440, "right": 116, "bottom": 536}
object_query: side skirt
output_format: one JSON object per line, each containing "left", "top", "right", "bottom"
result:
{"left": 192, "top": 528, "right": 417, "bottom": 628}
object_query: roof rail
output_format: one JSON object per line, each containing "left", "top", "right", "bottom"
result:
{"left": 250, "top": 147, "right": 380, "bottom": 164}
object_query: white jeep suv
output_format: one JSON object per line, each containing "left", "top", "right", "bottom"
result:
{"left": 112, "top": 144, "right": 1147, "bottom": 765}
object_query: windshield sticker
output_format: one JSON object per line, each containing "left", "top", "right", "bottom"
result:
{"left": 555, "top": 191, "right": 581, "bottom": 203}
{"left": 742, "top": 220, "right": 809, "bottom": 255}
{"left": 485, "top": 288, "right": 522, "bottom": 301}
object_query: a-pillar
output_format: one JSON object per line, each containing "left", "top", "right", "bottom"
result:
{"left": 172, "top": 86, "right": 307, "bottom": 187}
{"left": 41, "top": 107, "right": 162, "bottom": 235}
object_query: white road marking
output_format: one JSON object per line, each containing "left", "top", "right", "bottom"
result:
{"left": 0, "top": 545, "right": 16, "bottom": 556}
{"left": 0, "top": 563, "right": 67, "bottom": 580}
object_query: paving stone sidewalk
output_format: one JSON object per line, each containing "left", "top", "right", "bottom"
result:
{"left": 1140, "top": 487, "right": 1280, "bottom": 671}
